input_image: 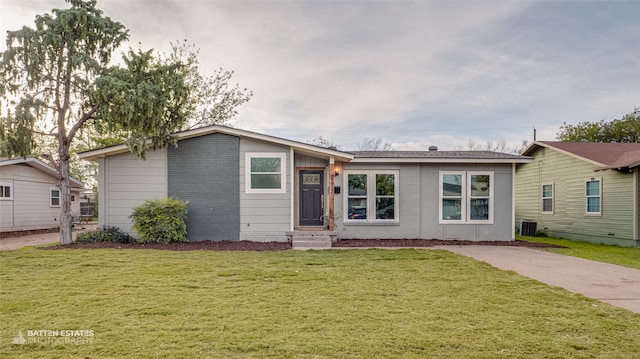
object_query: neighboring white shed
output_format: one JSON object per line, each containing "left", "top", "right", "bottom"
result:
{"left": 0, "top": 157, "right": 84, "bottom": 232}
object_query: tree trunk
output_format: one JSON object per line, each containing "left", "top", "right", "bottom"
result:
{"left": 58, "top": 141, "right": 73, "bottom": 245}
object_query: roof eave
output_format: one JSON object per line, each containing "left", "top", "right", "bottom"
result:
{"left": 522, "top": 141, "right": 607, "bottom": 167}
{"left": 350, "top": 157, "right": 533, "bottom": 164}
{"left": 0, "top": 157, "right": 85, "bottom": 188}
{"left": 78, "top": 125, "right": 355, "bottom": 162}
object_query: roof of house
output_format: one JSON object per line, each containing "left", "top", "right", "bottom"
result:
{"left": 522, "top": 141, "right": 640, "bottom": 170}
{"left": 78, "top": 124, "right": 532, "bottom": 164}
{"left": 350, "top": 150, "right": 532, "bottom": 163}
{"left": 78, "top": 125, "right": 355, "bottom": 162}
{"left": 0, "top": 157, "right": 85, "bottom": 188}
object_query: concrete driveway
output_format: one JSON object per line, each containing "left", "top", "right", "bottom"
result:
{"left": 0, "top": 224, "right": 97, "bottom": 251}
{"left": 439, "top": 245, "right": 640, "bottom": 314}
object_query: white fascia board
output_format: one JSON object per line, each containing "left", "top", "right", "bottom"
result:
{"left": 79, "top": 125, "right": 354, "bottom": 162}
{"left": 78, "top": 144, "right": 131, "bottom": 161}
{"left": 526, "top": 141, "right": 606, "bottom": 168}
{"left": 350, "top": 158, "right": 534, "bottom": 164}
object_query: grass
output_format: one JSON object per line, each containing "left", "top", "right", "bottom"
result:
{"left": 519, "top": 235, "right": 640, "bottom": 269}
{"left": 1, "top": 248, "right": 639, "bottom": 358}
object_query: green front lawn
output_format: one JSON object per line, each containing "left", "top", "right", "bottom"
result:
{"left": 519, "top": 235, "right": 640, "bottom": 269}
{"left": 1, "top": 248, "right": 639, "bottom": 358}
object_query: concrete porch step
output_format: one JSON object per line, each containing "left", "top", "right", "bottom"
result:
{"left": 291, "top": 235, "right": 332, "bottom": 250}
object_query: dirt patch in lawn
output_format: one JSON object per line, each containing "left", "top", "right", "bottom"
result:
{"left": 40, "top": 238, "right": 564, "bottom": 251}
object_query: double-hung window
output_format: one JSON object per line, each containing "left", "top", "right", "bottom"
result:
{"left": 541, "top": 182, "right": 554, "bottom": 214}
{"left": 439, "top": 171, "right": 494, "bottom": 224}
{"left": 441, "top": 173, "right": 463, "bottom": 221}
{"left": 345, "top": 171, "right": 398, "bottom": 222}
{"left": 469, "top": 174, "right": 491, "bottom": 221}
{"left": 0, "top": 182, "right": 12, "bottom": 200}
{"left": 585, "top": 178, "right": 601, "bottom": 215}
{"left": 245, "top": 153, "right": 286, "bottom": 193}
{"left": 50, "top": 187, "right": 60, "bottom": 207}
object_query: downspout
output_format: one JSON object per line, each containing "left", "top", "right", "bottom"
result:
{"left": 329, "top": 156, "right": 335, "bottom": 231}
{"left": 11, "top": 175, "right": 16, "bottom": 228}
{"left": 98, "top": 157, "right": 107, "bottom": 228}
{"left": 512, "top": 163, "right": 516, "bottom": 239}
{"left": 290, "top": 147, "right": 295, "bottom": 232}
{"left": 634, "top": 167, "right": 638, "bottom": 241}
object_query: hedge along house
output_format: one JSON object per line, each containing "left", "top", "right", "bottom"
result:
{"left": 78, "top": 125, "right": 532, "bottom": 243}
{"left": 516, "top": 141, "right": 640, "bottom": 247}
{"left": 0, "top": 157, "right": 84, "bottom": 232}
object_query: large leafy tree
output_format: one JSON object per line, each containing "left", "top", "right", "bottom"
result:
{"left": 0, "top": 0, "right": 192, "bottom": 244}
{"left": 557, "top": 108, "right": 640, "bottom": 143}
{"left": 174, "top": 41, "right": 253, "bottom": 130}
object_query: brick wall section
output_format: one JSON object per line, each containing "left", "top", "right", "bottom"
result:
{"left": 168, "top": 133, "right": 240, "bottom": 241}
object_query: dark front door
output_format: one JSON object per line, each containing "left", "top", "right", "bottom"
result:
{"left": 299, "top": 170, "right": 324, "bottom": 227}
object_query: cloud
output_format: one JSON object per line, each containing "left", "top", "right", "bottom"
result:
{"left": 2, "top": 0, "right": 638, "bottom": 151}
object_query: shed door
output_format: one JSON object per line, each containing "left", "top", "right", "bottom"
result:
{"left": 299, "top": 170, "right": 324, "bottom": 227}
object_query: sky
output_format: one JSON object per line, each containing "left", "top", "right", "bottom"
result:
{"left": 1, "top": 0, "right": 638, "bottom": 152}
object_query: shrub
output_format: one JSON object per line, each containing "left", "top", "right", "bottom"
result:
{"left": 129, "top": 197, "right": 188, "bottom": 243}
{"left": 75, "top": 226, "right": 134, "bottom": 244}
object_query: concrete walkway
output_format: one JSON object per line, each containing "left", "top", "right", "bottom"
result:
{"left": 438, "top": 245, "right": 640, "bottom": 314}
{"left": 0, "top": 224, "right": 97, "bottom": 251}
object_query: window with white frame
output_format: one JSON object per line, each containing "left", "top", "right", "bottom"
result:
{"left": 441, "top": 173, "right": 463, "bottom": 221}
{"left": 0, "top": 182, "right": 12, "bottom": 200}
{"left": 245, "top": 153, "right": 286, "bottom": 193}
{"left": 439, "top": 171, "right": 494, "bottom": 224}
{"left": 585, "top": 178, "right": 601, "bottom": 215}
{"left": 50, "top": 187, "right": 60, "bottom": 207}
{"left": 345, "top": 171, "right": 398, "bottom": 222}
{"left": 541, "top": 182, "right": 554, "bottom": 214}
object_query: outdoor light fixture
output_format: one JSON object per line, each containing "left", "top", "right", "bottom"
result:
{"left": 334, "top": 168, "right": 340, "bottom": 176}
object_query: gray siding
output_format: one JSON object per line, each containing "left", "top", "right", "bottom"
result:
{"left": 239, "top": 138, "right": 292, "bottom": 242}
{"left": 168, "top": 133, "right": 240, "bottom": 241}
{"left": 419, "top": 163, "right": 513, "bottom": 240}
{"left": 100, "top": 149, "right": 167, "bottom": 234}
{"left": 335, "top": 162, "right": 514, "bottom": 240}
{"left": 0, "top": 164, "right": 81, "bottom": 232}
{"left": 295, "top": 154, "right": 327, "bottom": 168}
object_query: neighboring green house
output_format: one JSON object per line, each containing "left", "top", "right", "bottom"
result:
{"left": 516, "top": 141, "right": 640, "bottom": 247}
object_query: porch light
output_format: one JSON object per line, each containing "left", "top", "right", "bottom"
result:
{"left": 334, "top": 168, "right": 340, "bottom": 177}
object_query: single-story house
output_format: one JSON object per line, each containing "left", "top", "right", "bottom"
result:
{"left": 78, "top": 125, "right": 532, "bottom": 242}
{"left": 516, "top": 141, "right": 640, "bottom": 247}
{"left": 0, "top": 157, "right": 84, "bottom": 232}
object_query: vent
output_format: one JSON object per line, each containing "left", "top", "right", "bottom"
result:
{"left": 428, "top": 146, "right": 438, "bottom": 151}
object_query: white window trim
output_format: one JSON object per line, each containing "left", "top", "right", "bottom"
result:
{"left": 245, "top": 152, "right": 287, "bottom": 194}
{"left": 541, "top": 181, "right": 554, "bottom": 214}
{"left": 0, "top": 181, "right": 13, "bottom": 200}
{"left": 467, "top": 172, "right": 494, "bottom": 224}
{"left": 439, "top": 171, "right": 494, "bottom": 224}
{"left": 50, "top": 187, "right": 61, "bottom": 207}
{"left": 585, "top": 177, "right": 602, "bottom": 216}
{"left": 343, "top": 170, "right": 400, "bottom": 223}
{"left": 439, "top": 171, "right": 465, "bottom": 224}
